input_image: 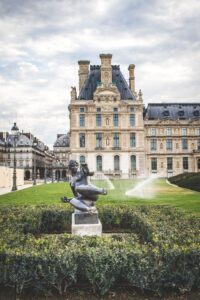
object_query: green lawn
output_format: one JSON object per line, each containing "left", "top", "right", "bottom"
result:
{"left": 0, "top": 178, "right": 199, "bottom": 214}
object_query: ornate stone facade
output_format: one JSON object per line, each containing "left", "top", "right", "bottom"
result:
{"left": 68, "top": 54, "right": 200, "bottom": 178}
{"left": 0, "top": 130, "right": 54, "bottom": 180}
{"left": 145, "top": 104, "right": 200, "bottom": 177}
{"left": 53, "top": 134, "right": 70, "bottom": 180}
{"left": 69, "top": 54, "right": 145, "bottom": 178}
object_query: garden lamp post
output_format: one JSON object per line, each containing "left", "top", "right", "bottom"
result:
{"left": 56, "top": 159, "right": 61, "bottom": 182}
{"left": 51, "top": 153, "right": 55, "bottom": 183}
{"left": 44, "top": 146, "right": 48, "bottom": 184}
{"left": 11, "top": 122, "right": 19, "bottom": 191}
{"left": 33, "top": 137, "right": 38, "bottom": 185}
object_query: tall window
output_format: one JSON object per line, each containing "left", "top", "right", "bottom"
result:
{"left": 79, "top": 114, "right": 85, "bottom": 127}
{"left": 80, "top": 155, "right": 85, "bottom": 165}
{"left": 167, "top": 157, "right": 173, "bottom": 170}
{"left": 151, "top": 158, "right": 157, "bottom": 171}
{"left": 150, "top": 138, "right": 157, "bottom": 151}
{"left": 166, "top": 139, "right": 172, "bottom": 150}
{"left": 114, "top": 155, "right": 120, "bottom": 171}
{"left": 130, "top": 114, "right": 135, "bottom": 127}
{"left": 113, "top": 114, "right": 119, "bottom": 127}
{"left": 183, "top": 157, "right": 188, "bottom": 170}
{"left": 198, "top": 159, "right": 200, "bottom": 169}
{"left": 182, "top": 138, "right": 188, "bottom": 149}
{"left": 130, "top": 155, "right": 136, "bottom": 171}
{"left": 79, "top": 133, "right": 85, "bottom": 148}
{"left": 182, "top": 128, "right": 187, "bottom": 136}
{"left": 96, "top": 155, "right": 102, "bottom": 171}
{"left": 96, "top": 114, "right": 102, "bottom": 126}
{"left": 96, "top": 107, "right": 101, "bottom": 112}
{"left": 130, "top": 133, "right": 136, "bottom": 147}
{"left": 96, "top": 133, "right": 102, "bottom": 148}
{"left": 197, "top": 128, "right": 200, "bottom": 136}
{"left": 198, "top": 139, "right": 200, "bottom": 150}
{"left": 113, "top": 133, "right": 119, "bottom": 148}
{"left": 150, "top": 128, "right": 156, "bottom": 136}
{"left": 166, "top": 128, "right": 172, "bottom": 136}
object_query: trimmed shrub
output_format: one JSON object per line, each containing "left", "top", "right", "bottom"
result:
{"left": 169, "top": 172, "right": 200, "bottom": 192}
{"left": 0, "top": 205, "right": 199, "bottom": 296}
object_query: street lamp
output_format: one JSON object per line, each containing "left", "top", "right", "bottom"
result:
{"left": 11, "top": 122, "right": 19, "bottom": 191}
{"left": 33, "top": 137, "right": 38, "bottom": 185}
{"left": 56, "top": 159, "right": 60, "bottom": 182}
{"left": 51, "top": 153, "right": 55, "bottom": 183}
{"left": 44, "top": 146, "right": 48, "bottom": 184}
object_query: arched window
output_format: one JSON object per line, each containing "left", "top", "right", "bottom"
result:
{"left": 96, "top": 155, "right": 102, "bottom": 171}
{"left": 80, "top": 155, "right": 85, "bottom": 165}
{"left": 130, "top": 155, "right": 136, "bottom": 171}
{"left": 198, "top": 159, "right": 200, "bottom": 169}
{"left": 114, "top": 155, "right": 120, "bottom": 171}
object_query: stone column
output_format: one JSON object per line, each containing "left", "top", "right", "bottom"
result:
{"left": 99, "top": 53, "right": 112, "bottom": 86}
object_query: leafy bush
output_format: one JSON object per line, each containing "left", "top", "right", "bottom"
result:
{"left": 0, "top": 205, "right": 199, "bottom": 296}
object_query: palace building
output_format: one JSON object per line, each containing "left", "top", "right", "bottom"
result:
{"left": 68, "top": 54, "right": 200, "bottom": 178}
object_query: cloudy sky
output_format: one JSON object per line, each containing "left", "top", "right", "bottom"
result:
{"left": 0, "top": 0, "right": 200, "bottom": 148}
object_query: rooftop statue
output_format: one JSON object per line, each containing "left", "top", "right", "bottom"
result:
{"left": 61, "top": 160, "right": 107, "bottom": 213}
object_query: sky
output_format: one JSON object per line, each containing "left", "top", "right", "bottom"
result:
{"left": 0, "top": 0, "right": 200, "bottom": 148}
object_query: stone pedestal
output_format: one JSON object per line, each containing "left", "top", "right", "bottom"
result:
{"left": 72, "top": 212, "right": 102, "bottom": 236}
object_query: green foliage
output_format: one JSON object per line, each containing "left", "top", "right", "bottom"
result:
{"left": 169, "top": 172, "right": 200, "bottom": 192}
{"left": 0, "top": 205, "right": 199, "bottom": 296}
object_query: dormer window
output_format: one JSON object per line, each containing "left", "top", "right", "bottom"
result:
{"left": 193, "top": 110, "right": 200, "bottom": 117}
{"left": 163, "top": 110, "right": 169, "bottom": 117}
{"left": 178, "top": 110, "right": 184, "bottom": 117}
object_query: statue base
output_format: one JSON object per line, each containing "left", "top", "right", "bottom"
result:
{"left": 72, "top": 212, "right": 102, "bottom": 236}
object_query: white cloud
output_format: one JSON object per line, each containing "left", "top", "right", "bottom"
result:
{"left": 0, "top": 0, "right": 199, "bottom": 146}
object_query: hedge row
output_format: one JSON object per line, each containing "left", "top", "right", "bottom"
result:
{"left": 169, "top": 172, "right": 200, "bottom": 192}
{"left": 0, "top": 205, "right": 200, "bottom": 296}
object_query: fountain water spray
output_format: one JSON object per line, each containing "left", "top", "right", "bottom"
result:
{"left": 125, "top": 174, "right": 158, "bottom": 198}
{"left": 90, "top": 172, "right": 115, "bottom": 190}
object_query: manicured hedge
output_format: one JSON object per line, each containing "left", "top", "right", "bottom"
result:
{"left": 0, "top": 205, "right": 199, "bottom": 296}
{"left": 169, "top": 172, "right": 200, "bottom": 192}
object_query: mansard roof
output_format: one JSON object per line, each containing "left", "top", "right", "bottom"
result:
{"left": 7, "top": 134, "right": 33, "bottom": 147}
{"left": 145, "top": 103, "right": 200, "bottom": 120}
{"left": 54, "top": 134, "right": 70, "bottom": 147}
{"left": 78, "top": 65, "right": 135, "bottom": 100}
{"left": 0, "top": 139, "right": 5, "bottom": 146}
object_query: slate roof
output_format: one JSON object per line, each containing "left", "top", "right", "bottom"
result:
{"left": 54, "top": 134, "right": 70, "bottom": 147}
{"left": 145, "top": 103, "right": 200, "bottom": 120}
{"left": 7, "top": 134, "right": 33, "bottom": 147}
{"left": 0, "top": 139, "right": 5, "bottom": 146}
{"left": 78, "top": 65, "right": 135, "bottom": 100}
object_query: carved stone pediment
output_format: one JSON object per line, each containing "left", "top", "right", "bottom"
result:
{"left": 96, "top": 90, "right": 116, "bottom": 96}
{"left": 93, "top": 84, "right": 120, "bottom": 101}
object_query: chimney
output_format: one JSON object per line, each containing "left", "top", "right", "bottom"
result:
{"left": 78, "top": 60, "right": 90, "bottom": 92}
{"left": 128, "top": 64, "right": 135, "bottom": 95}
{"left": 99, "top": 54, "right": 112, "bottom": 86}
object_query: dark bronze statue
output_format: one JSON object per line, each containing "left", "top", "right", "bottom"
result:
{"left": 61, "top": 160, "right": 107, "bottom": 213}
